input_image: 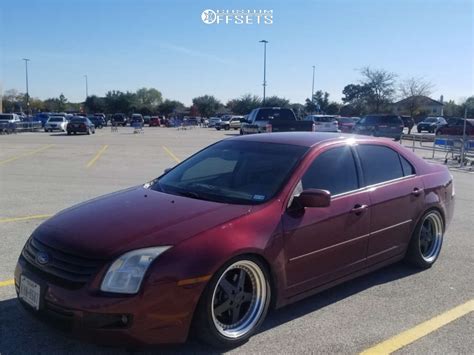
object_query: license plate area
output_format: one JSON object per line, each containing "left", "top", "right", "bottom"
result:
{"left": 19, "top": 275, "right": 41, "bottom": 311}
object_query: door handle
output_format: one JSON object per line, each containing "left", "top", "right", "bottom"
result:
{"left": 351, "top": 204, "right": 368, "bottom": 215}
{"left": 411, "top": 188, "right": 423, "bottom": 197}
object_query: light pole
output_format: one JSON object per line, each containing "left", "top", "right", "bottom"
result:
{"left": 84, "top": 75, "right": 89, "bottom": 99}
{"left": 22, "top": 58, "right": 30, "bottom": 115}
{"left": 259, "top": 40, "right": 268, "bottom": 104}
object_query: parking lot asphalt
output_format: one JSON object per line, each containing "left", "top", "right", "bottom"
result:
{"left": 0, "top": 127, "right": 472, "bottom": 354}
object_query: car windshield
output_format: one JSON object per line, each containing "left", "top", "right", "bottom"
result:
{"left": 424, "top": 118, "right": 438, "bottom": 122}
{"left": 339, "top": 118, "right": 353, "bottom": 123}
{"left": 150, "top": 140, "right": 308, "bottom": 205}
{"left": 49, "top": 117, "right": 63, "bottom": 122}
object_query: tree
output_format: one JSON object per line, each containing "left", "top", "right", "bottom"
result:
{"left": 263, "top": 96, "right": 290, "bottom": 108}
{"left": 326, "top": 102, "right": 341, "bottom": 115}
{"left": 2, "top": 89, "right": 26, "bottom": 112}
{"left": 135, "top": 88, "right": 162, "bottom": 112}
{"left": 84, "top": 95, "right": 106, "bottom": 113}
{"left": 104, "top": 90, "right": 138, "bottom": 114}
{"left": 226, "top": 94, "right": 262, "bottom": 115}
{"left": 58, "top": 94, "right": 68, "bottom": 112}
{"left": 313, "top": 90, "right": 330, "bottom": 112}
{"left": 359, "top": 67, "right": 397, "bottom": 112}
{"left": 461, "top": 96, "right": 474, "bottom": 117}
{"left": 158, "top": 99, "right": 185, "bottom": 116}
{"left": 398, "top": 77, "right": 434, "bottom": 118}
{"left": 192, "top": 95, "right": 222, "bottom": 118}
{"left": 304, "top": 98, "right": 317, "bottom": 114}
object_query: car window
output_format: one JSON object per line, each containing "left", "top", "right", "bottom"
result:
{"left": 357, "top": 145, "right": 404, "bottom": 185}
{"left": 399, "top": 155, "right": 415, "bottom": 176}
{"left": 300, "top": 146, "right": 359, "bottom": 196}
{"left": 255, "top": 109, "right": 294, "bottom": 121}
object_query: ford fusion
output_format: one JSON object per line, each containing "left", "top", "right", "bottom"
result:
{"left": 15, "top": 132, "right": 455, "bottom": 348}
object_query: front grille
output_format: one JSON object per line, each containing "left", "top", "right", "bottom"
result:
{"left": 22, "top": 237, "right": 104, "bottom": 285}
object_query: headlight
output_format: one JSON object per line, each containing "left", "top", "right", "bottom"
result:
{"left": 100, "top": 246, "right": 171, "bottom": 294}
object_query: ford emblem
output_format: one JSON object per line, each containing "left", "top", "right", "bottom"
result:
{"left": 36, "top": 251, "right": 50, "bottom": 265}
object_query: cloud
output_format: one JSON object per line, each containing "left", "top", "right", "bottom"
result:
{"left": 158, "top": 42, "right": 233, "bottom": 65}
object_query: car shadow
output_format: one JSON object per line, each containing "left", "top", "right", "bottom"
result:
{"left": 0, "top": 262, "right": 419, "bottom": 354}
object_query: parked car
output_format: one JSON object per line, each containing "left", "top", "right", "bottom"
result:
{"left": 15, "top": 132, "right": 454, "bottom": 348}
{"left": 130, "top": 113, "right": 144, "bottom": 126}
{"left": 44, "top": 116, "right": 68, "bottom": 132}
{"left": 215, "top": 115, "right": 244, "bottom": 130}
{"left": 94, "top": 113, "right": 107, "bottom": 126}
{"left": 143, "top": 116, "right": 151, "bottom": 125}
{"left": 240, "top": 107, "right": 314, "bottom": 135}
{"left": 337, "top": 117, "right": 359, "bottom": 132}
{"left": 149, "top": 116, "right": 161, "bottom": 126}
{"left": 0, "top": 113, "right": 21, "bottom": 123}
{"left": 112, "top": 113, "right": 128, "bottom": 127}
{"left": 35, "top": 113, "right": 51, "bottom": 127}
{"left": 417, "top": 117, "right": 447, "bottom": 133}
{"left": 304, "top": 115, "right": 339, "bottom": 132}
{"left": 66, "top": 116, "right": 95, "bottom": 135}
{"left": 435, "top": 118, "right": 474, "bottom": 136}
{"left": 353, "top": 114, "right": 404, "bottom": 140}
{"left": 88, "top": 115, "right": 106, "bottom": 129}
{"left": 208, "top": 117, "right": 222, "bottom": 127}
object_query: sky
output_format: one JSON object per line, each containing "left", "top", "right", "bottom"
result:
{"left": 1, "top": 0, "right": 473, "bottom": 106}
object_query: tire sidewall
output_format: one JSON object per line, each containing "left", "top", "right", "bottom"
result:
{"left": 407, "top": 209, "right": 444, "bottom": 268}
{"left": 195, "top": 255, "right": 271, "bottom": 348}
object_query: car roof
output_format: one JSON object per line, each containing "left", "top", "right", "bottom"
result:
{"left": 226, "top": 132, "right": 388, "bottom": 147}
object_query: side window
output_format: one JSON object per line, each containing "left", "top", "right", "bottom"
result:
{"left": 399, "top": 155, "right": 415, "bottom": 176}
{"left": 301, "top": 146, "right": 359, "bottom": 195}
{"left": 357, "top": 145, "right": 404, "bottom": 185}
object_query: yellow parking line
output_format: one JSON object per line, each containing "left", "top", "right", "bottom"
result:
{"left": 0, "top": 214, "right": 53, "bottom": 223}
{"left": 162, "top": 146, "right": 181, "bottom": 163}
{"left": 0, "top": 144, "right": 54, "bottom": 166}
{"left": 86, "top": 144, "right": 108, "bottom": 168}
{"left": 0, "top": 279, "right": 14, "bottom": 287}
{"left": 360, "top": 299, "right": 474, "bottom": 355}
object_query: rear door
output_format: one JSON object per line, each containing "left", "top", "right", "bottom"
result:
{"left": 355, "top": 144, "right": 424, "bottom": 264}
{"left": 283, "top": 144, "right": 370, "bottom": 296}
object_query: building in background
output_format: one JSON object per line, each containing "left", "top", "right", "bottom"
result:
{"left": 393, "top": 95, "right": 445, "bottom": 118}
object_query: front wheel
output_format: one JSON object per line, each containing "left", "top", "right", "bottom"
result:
{"left": 405, "top": 210, "right": 444, "bottom": 269}
{"left": 193, "top": 257, "right": 271, "bottom": 348}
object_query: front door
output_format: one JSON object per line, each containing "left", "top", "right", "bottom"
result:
{"left": 283, "top": 145, "right": 370, "bottom": 297}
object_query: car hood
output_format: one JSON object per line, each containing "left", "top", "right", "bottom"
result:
{"left": 33, "top": 187, "right": 253, "bottom": 259}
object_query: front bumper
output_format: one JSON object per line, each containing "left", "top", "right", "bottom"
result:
{"left": 14, "top": 256, "right": 203, "bottom": 346}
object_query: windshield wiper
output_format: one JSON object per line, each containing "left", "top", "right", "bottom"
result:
{"left": 177, "top": 190, "right": 215, "bottom": 202}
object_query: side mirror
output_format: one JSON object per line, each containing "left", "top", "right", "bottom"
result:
{"left": 164, "top": 168, "right": 172, "bottom": 173}
{"left": 296, "top": 189, "right": 331, "bottom": 208}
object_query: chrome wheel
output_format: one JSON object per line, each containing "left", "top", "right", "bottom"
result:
{"left": 419, "top": 212, "right": 443, "bottom": 263}
{"left": 211, "top": 260, "right": 267, "bottom": 339}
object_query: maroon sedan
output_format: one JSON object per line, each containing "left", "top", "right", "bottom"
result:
{"left": 15, "top": 133, "right": 455, "bottom": 348}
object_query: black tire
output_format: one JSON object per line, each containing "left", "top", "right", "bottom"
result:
{"left": 216, "top": 127, "right": 221, "bottom": 131}
{"left": 417, "top": 128, "right": 421, "bottom": 133}
{"left": 435, "top": 130, "right": 442, "bottom": 136}
{"left": 405, "top": 210, "right": 444, "bottom": 269}
{"left": 192, "top": 256, "right": 271, "bottom": 349}
{"left": 224, "top": 125, "right": 230, "bottom": 131}
{"left": 67, "top": 132, "right": 71, "bottom": 135}
{"left": 240, "top": 129, "right": 243, "bottom": 135}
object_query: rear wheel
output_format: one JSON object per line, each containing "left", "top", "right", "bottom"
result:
{"left": 67, "top": 131, "right": 71, "bottom": 135}
{"left": 406, "top": 210, "right": 444, "bottom": 268}
{"left": 193, "top": 257, "right": 271, "bottom": 348}
{"left": 224, "top": 125, "right": 230, "bottom": 131}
